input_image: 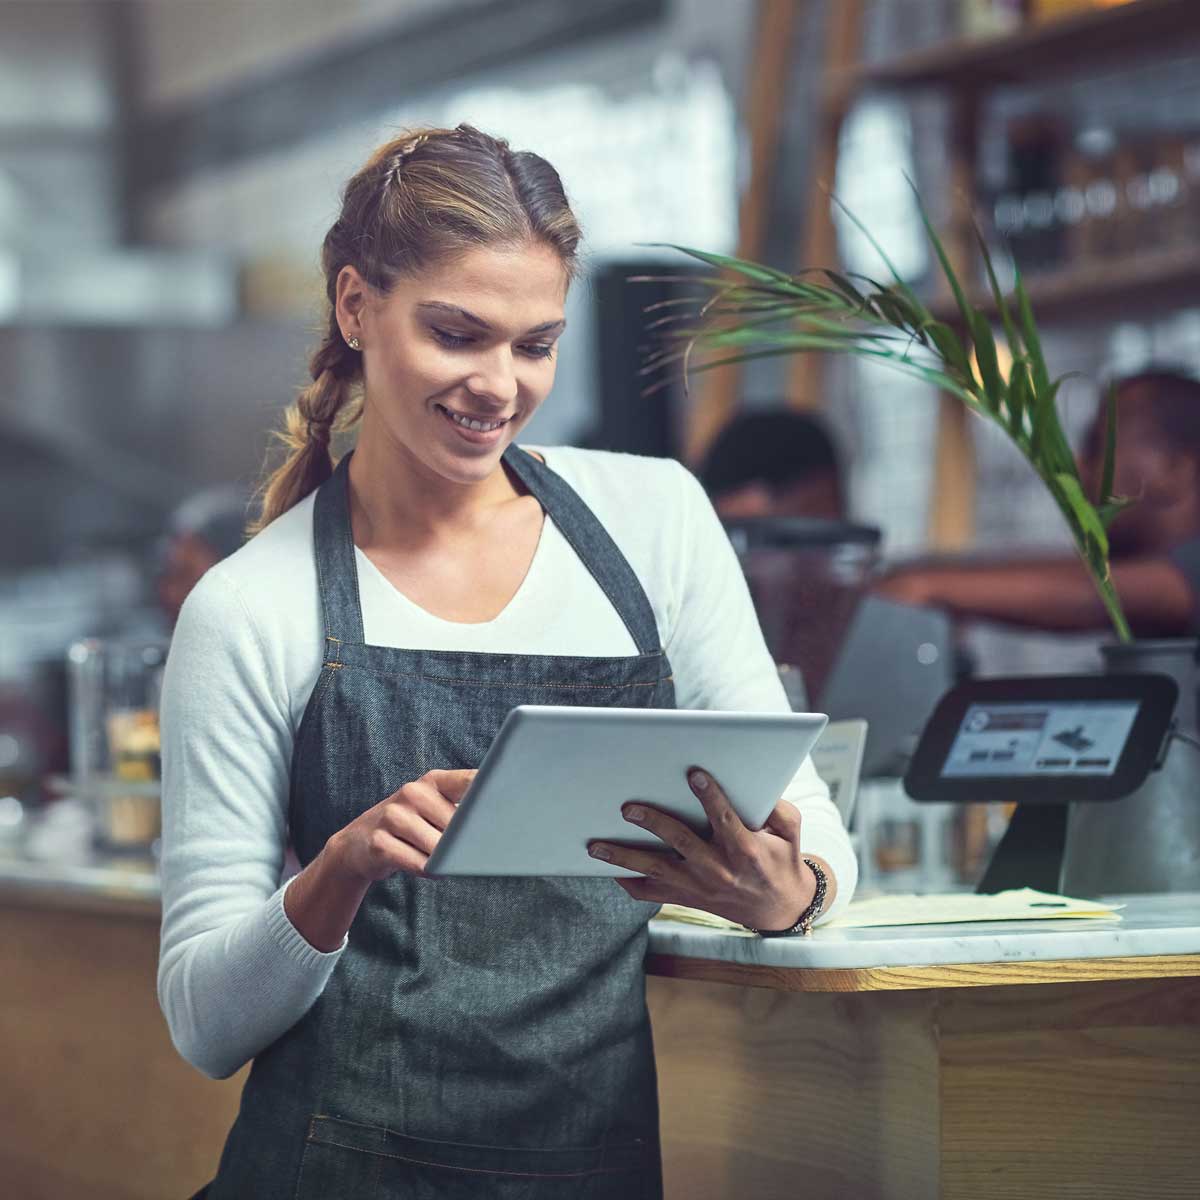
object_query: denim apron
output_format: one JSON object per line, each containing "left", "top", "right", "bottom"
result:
{"left": 204, "top": 446, "right": 676, "bottom": 1199}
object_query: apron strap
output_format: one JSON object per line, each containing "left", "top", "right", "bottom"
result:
{"left": 503, "top": 446, "right": 662, "bottom": 657}
{"left": 311, "top": 445, "right": 663, "bottom": 656}
{"left": 312, "top": 452, "right": 365, "bottom": 647}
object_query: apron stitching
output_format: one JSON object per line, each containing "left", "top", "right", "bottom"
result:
{"left": 314, "top": 664, "right": 672, "bottom": 688}
{"left": 307, "top": 1137, "right": 646, "bottom": 1178}
{"left": 307, "top": 1114, "right": 648, "bottom": 1151}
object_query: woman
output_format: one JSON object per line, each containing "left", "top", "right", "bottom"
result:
{"left": 158, "top": 124, "right": 858, "bottom": 1199}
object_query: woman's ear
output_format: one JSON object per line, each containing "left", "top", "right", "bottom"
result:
{"left": 335, "top": 265, "right": 368, "bottom": 338}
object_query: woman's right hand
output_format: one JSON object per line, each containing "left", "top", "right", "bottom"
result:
{"left": 329, "top": 768, "right": 476, "bottom": 882}
{"left": 284, "top": 769, "right": 475, "bottom": 952}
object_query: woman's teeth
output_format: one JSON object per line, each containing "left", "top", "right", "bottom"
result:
{"left": 441, "top": 406, "right": 508, "bottom": 433}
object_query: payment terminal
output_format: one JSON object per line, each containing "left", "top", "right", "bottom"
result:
{"left": 903, "top": 674, "right": 1178, "bottom": 894}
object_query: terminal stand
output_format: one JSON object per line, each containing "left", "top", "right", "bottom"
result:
{"left": 974, "top": 802, "right": 1068, "bottom": 895}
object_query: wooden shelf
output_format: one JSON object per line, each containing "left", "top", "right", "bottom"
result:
{"left": 927, "top": 241, "right": 1200, "bottom": 323}
{"left": 842, "top": 0, "right": 1200, "bottom": 94}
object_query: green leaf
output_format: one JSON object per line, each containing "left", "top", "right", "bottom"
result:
{"left": 967, "top": 310, "right": 1004, "bottom": 416}
{"left": 871, "top": 289, "right": 923, "bottom": 331}
{"left": 1098, "top": 497, "right": 1134, "bottom": 530}
{"left": 1055, "top": 472, "right": 1108, "bottom": 563}
{"left": 923, "top": 320, "right": 975, "bottom": 391}
{"left": 911, "top": 182, "right": 977, "bottom": 338}
{"left": 827, "top": 190, "right": 926, "bottom": 312}
{"left": 1008, "top": 357, "right": 1032, "bottom": 444}
{"left": 820, "top": 270, "right": 870, "bottom": 309}
{"left": 972, "top": 223, "right": 1022, "bottom": 361}
{"left": 643, "top": 243, "right": 796, "bottom": 287}
{"left": 1014, "top": 269, "right": 1051, "bottom": 397}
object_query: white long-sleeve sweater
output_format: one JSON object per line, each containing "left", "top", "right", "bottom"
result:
{"left": 157, "top": 446, "right": 858, "bottom": 1080}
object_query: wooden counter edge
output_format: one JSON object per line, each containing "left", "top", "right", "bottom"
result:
{"left": 644, "top": 951, "right": 1200, "bottom": 992}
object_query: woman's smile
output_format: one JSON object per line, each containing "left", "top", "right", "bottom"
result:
{"left": 435, "top": 402, "right": 514, "bottom": 446}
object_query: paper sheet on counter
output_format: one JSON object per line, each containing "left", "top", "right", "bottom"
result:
{"left": 655, "top": 888, "right": 1124, "bottom": 933}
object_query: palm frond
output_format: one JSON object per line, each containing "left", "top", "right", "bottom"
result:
{"left": 634, "top": 186, "right": 1132, "bottom": 641}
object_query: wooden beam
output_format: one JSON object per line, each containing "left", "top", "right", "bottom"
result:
{"left": 788, "top": 0, "right": 865, "bottom": 412}
{"left": 683, "top": 0, "right": 799, "bottom": 464}
{"left": 928, "top": 91, "right": 980, "bottom": 549}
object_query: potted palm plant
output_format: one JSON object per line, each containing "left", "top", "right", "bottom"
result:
{"left": 640, "top": 192, "right": 1200, "bottom": 895}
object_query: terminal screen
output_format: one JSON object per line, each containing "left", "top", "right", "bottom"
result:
{"left": 941, "top": 700, "right": 1140, "bottom": 779}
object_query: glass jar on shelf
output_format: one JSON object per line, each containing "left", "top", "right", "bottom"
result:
{"left": 65, "top": 636, "right": 167, "bottom": 854}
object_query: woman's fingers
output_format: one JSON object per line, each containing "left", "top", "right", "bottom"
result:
{"left": 590, "top": 839, "right": 687, "bottom": 884}
{"left": 381, "top": 804, "right": 444, "bottom": 857}
{"left": 621, "top": 802, "right": 718, "bottom": 866}
{"left": 763, "top": 799, "right": 802, "bottom": 842}
{"left": 397, "top": 773, "right": 470, "bottom": 831}
{"left": 615, "top": 875, "right": 676, "bottom": 904}
{"left": 686, "top": 767, "right": 752, "bottom": 851}
{"left": 426, "top": 768, "right": 477, "bottom": 804}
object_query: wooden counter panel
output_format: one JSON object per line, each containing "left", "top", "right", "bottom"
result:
{"left": 646, "top": 951, "right": 1200, "bottom": 992}
{"left": 938, "top": 979, "right": 1200, "bottom": 1200}
{"left": 647, "top": 973, "right": 1200, "bottom": 1200}
{"left": 646, "top": 977, "right": 942, "bottom": 1200}
{"left": 0, "top": 902, "right": 243, "bottom": 1200}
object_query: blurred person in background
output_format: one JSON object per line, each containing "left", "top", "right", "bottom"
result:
{"left": 699, "top": 408, "right": 846, "bottom": 521}
{"left": 157, "top": 123, "right": 855, "bottom": 1200}
{"left": 877, "top": 368, "right": 1200, "bottom": 636}
{"left": 156, "top": 486, "right": 250, "bottom": 629}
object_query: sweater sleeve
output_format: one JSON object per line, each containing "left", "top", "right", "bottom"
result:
{"left": 157, "top": 565, "right": 346, "bottom": 1080}
{"left": 662, "top": 462, "right": 858, "bottom": 927}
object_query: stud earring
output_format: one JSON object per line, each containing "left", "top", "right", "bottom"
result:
{"left": 348, "top": 336, "right": 361, "bottom": 351}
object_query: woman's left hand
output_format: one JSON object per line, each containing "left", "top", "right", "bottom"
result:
{"left": 587, "top": 767, "right": 817, "bottom": 931}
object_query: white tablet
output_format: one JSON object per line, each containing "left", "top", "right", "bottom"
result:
{"left": 423, "top": 705, "right": 828, "bottom": 877}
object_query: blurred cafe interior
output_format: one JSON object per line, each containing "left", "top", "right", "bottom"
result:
{"left": 3, "top": 1, "right": 1200, "bottom": 1198}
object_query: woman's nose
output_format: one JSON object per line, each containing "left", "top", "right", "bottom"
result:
{"left": 465, "top": 347, "right": 518, "bottom": 405}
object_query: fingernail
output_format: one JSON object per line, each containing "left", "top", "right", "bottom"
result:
{"left": 689, "top": 770, "right": 709, "bottom": 792}
{"left": 590, "top": 844, "right": 611, "bottom": 860}
{"left": 624, "top": 805, "right": 645, "bottom": 822}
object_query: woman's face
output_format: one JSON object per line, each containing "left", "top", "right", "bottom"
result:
{"left": 340, "top": 241, "right": 568, "bottom": 488}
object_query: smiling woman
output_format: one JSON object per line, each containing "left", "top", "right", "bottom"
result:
{"left": 249, "top": 123, "right": 581, "bottom": 531}
{"left": 156, "top": 123, "right": 857, "bottom": 1200}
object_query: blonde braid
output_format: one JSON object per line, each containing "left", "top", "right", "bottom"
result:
{"left": 248, "top": 314, "right": 360, "bottom": 535}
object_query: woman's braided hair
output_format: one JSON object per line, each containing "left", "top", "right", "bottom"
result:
{"left": 248, "top": 123, "right": 581, "bottom": 535}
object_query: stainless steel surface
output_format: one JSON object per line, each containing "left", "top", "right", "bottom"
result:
{"left": 1061, "top": 639, "right": 1200, "bottom": 895}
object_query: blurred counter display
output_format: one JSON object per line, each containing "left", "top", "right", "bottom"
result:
{"left": 855, "top": 776, "right": 1012, "bottom": 893}
{"left": 724, "top": 518, "right": 881, "bottom": 707}
{"left": 64, "top": 636, "right": 166, "bottom": 854}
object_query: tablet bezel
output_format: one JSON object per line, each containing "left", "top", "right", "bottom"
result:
{"left": 424, "top": 705, "right": 829, "bottom": 877}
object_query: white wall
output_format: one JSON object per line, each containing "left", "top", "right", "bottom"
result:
{"left": 133, "top": 1, "right": 748, "bottom": 447}
{"left": 135, "top": 0, "right": 479, "bottom": 109}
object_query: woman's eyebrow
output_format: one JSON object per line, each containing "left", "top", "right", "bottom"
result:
{"left": 417, "top": 301, "right": 566, "bottom": 336}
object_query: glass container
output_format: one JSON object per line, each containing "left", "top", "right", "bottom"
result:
{"left": 66, "top": 636, "right": 168, "bottom": 853}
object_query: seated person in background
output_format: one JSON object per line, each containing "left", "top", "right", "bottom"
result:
{"left": 877, "top": 368, "right": 1200, "bottom": 637}
{"left": 699, "top": 408, "right": 846, "bottom": 521}
{"left": 156, "top": 486, "right": 251, "bottom": 629}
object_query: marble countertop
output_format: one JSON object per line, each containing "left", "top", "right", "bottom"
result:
{"left": 647, "top": 892, "right": 1200, "bottom": 971}
{"left": 5, "top": 841, "right": 1199, "bottom": 974}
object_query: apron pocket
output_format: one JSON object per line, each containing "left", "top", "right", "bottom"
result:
{"left": 296, "top": 1115, "right": 659, "bottom": 1199}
